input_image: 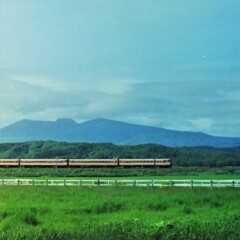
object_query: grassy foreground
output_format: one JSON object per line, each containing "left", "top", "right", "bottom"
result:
{"left": 0, "top": 186, "right": 240, "bottom": 240}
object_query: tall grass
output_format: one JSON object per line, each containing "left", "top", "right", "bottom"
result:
{"left": 0, "top": 186, "right": 240, "bottom": 239}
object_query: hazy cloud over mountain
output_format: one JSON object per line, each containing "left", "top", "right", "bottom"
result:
{"left": 0, "top": 0, "right": 239, "bottom": 137}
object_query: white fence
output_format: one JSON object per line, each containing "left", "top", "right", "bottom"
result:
{"left": 0, "top": 179, "right": 240, "bottom": 188}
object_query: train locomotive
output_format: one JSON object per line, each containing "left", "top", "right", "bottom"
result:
{"left": 0, "top": 158, "right": 171, "bottom": 168}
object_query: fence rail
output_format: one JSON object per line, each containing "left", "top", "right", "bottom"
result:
{"left": 0, "top": 179, "right": 240, "bottom": 188}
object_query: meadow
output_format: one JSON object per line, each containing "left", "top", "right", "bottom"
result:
{"left": 1, "top": 167, "right": 240, "bottom": 239}
{"left": 0, "top": 186, "right": 240, "bottom": 240}
{"left": 1, "top": 166, "right": 240, "bottom": 179}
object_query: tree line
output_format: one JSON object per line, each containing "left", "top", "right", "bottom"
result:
{"left": 0, "top": 141, "right": 240, "bottom": 167}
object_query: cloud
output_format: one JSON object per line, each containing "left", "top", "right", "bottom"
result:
{"left": 9, "top": 74, "right": 66, "bottom": 91}
{"left": 189, "top": 118, "right": 215, "bottom": 132}
{"left": 0, "top": 0, "right": 239, "bottom": 137}
{"left": 0, "top": 73, "right": 142, "bottom": 126}
{"left": 1, "top": 71, "right": 240, "bottom": 137}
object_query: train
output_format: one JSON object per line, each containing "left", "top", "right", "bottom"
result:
{"left": 0, "top": 158, "right": 171, "bottom": 168}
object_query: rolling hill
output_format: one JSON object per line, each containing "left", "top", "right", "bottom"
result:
{"left": 0, "top": 118, "right": 240, "bottom": 147}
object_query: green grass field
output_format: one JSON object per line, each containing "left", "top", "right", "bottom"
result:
{"left": 1, "top": 167, "right": 240, "bottom": 239}
{"left": 0, "top": 186, "right": 240, "bottom": 240}
{"left": 1, "top": 167, "right": 240, "bottom": 180}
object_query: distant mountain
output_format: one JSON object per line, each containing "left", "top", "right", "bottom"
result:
{"left": 0, "top": 118, "right": 84, "bottom": 142}
{"left": 0, "top": 118, "right": 240, "bottom": 147}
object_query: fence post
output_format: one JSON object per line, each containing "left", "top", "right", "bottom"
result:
{"left": 115, "top": 180, "right": 118, "bottom": 186}
{"left": 2, "top": 179, "right": 4, "bottom": 186}
{"left": 210, "top": 180, "right": 213, "bottom": 189}
{"left": 232, "top": 181, "right": 235, "bottom": 188}
{"left": 170, "top": 180, "right": 173, "bottom": 188}
{"left": 79, "top": 180, "right": 82, "bottom": 186}
{"left": 134, "top": 180, "right": 136, "bottom": 187}
{"left": 46, "top": 179, "right": 48, "bottom": 187}
{"left": 64, "top": 180, "right": 66, "bottom": 187}
{"left": 191, "top": 180, "right": 193, "bottom": 189}
{"left": 18, "top": 179, "right": 20, "bottom": 186}
{"left": 152, "top": 180, "right": 154, "bottom": 187}
{"left": 32, "top": 179, "right": 34, "bottom": 187}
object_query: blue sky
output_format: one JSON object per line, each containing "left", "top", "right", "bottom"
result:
{"left": 0, "top": 0, "right": 239, "bottom": 137}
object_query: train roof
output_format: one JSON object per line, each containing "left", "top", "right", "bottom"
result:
{"left": 0, "top": 158, "right": 170, "bottom": 161}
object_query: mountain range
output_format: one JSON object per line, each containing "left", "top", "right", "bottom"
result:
{"left": 0, "top": 118, "right": 239, "bottom": 147}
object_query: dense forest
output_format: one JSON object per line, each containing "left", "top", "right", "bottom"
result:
{"left": 0, "top": 141, "right": 240, "bottom": 167}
